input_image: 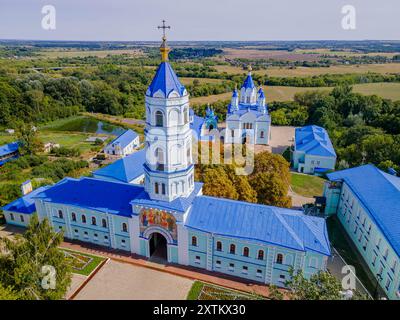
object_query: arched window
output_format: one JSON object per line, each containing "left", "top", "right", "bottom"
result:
{"left": 155, "top": 182, "right": 159, "bottom": 194}
{"left": 276, "top": 253, "right": 283, "bottom": 264}
{"left": 258, "top": 250, "right": 264, "bottom": 260}
{"left": 91, "top": 217, "right": 97, "bottom": 226}
{"left": 71, "top": 212, "right": 76, "bottom": 222}
{"left": 230, "top": 244, "right": 236, "bottom": 254}
{"left": 122, "top": 223, "right": 128, "bottom": 232}
{"left": 216, "top": 241, "right": 222, "bottom": 251}
{"left": 155, "top": 148, "right": 164, "bottom": 171}
{"left": 102, "top": 218, "right": 107, "bottom": 228}
{"left": 169, "top": 109, "right": 179, "bottom": 126}
{"left": 162, "top": 183, "right": 166, "bottom": 195}
{"left": 260, "top": 131, "right": 264, "bottom": 138}
{"left": 186, "top": 145, "right": 191, "bottom": 164}
{"left": 191, "top": 236, "right": 197, "bottom": 246}
{"left": 81, "top": 215, "right": 86, "bottom": 224}
{"left": 58, "top": 210, "right": 63, "bottom": 219}
{"left": 184, "top": 107, "right": 189, "bottom": 124}
{"left": 243, "top": 247, "right": 249, "bottom": 257}
{"left": 155, "top": 111, "right": 164, "bottom": 127}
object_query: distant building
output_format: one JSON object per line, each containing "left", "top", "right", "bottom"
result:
{"left": 2, "top": 186, "right": 50, "bottom": 227}
{"left": 190, "top": 106, "right": 219, "bottom": 141}
{"left": 292, "top": 125, "right": 336, "bottom": 174}
{"left": 104, "top": 129, "right": 139, "bottom": 157}
{"left": 43, "top": 142, "right": 60, "bottom": 153}
{"left": 93, "top": 148, "right": 146, "bottom": 184}
{"left": 224, "top": 66, "right": 271, "bottom": 145}
{"left": 5, "top": 129, "right": 14, "bottom": 134}
{"left": 0, "top": 142, "right": 19, "bottom": 166}
{"left": 324, "top": 165, "right": 400, "bottom": 300}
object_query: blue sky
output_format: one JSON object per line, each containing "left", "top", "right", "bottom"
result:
{"left": 0, "top": 0, "right": 399, "bottom": 41}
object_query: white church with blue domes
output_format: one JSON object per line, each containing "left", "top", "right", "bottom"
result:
{"left": 224, "top": 66, "right": 271, "bottom": 145}
{"left": 2, "top": 27, "right": 330, "bottom": 287}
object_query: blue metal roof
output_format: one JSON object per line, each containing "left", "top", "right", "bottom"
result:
{"left": 191, "top": 114, "right": 205, "bottom": 137}
{"left": 228, "top": 104, "right": 271, "bottom": 118}
{"left": 34, "top": 177, "right": 146, "bottom": 217}
{"left": 186, "top": 196, "right": 331, "bottom": 255}
{"left": 327, "top": 164, "right": 400, "bottom": 257}
{"left": 258, "top": 87, "right": 265, "bottom": 99}
{"left": 0, "top": 142, "right": 19, "bottom": 157}
{"left": 147, "top": 62, "right": 186, "bottom": 98}
{"left": 295, "top": 125, "right": 336, "bottom": 157}
{"left": 93, "top": 149, "right": 146, "bottom": 183}
{"left": 108, "top": 129, "right": 138, "bottom": 149}
{"left": 1, "top": 186, "right": 50, "bottom": 214}
{"left": 241, "top": 73, "right": 255, "bottom": 90}
{"left": 130, "top": 182, "right": 203, "bottom": 213}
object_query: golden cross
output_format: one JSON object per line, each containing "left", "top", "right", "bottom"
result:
{"left": 158, "top": 20, "right": 171, "bottom": 39}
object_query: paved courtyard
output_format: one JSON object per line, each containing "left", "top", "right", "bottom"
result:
{"left": 269, "top": 126, "right": 295, "bottom": 154}
{"left": 73, "top": 259, "right": 193, "bottom": 300}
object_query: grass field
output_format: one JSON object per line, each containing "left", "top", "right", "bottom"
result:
{"left": 290, "top": 172, "right": 326, "bottom": 198}
{"left": 186, "top": 281, "right": 264, "bottom": 300}
{"left": 214, "top": 63, "right": 400, "bottom": 77}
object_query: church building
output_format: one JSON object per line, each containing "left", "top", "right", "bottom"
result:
{"left": 224, "top": 67, "right": 271, "bottom": 145}
{"left": 2, "top": 29, "right": 330, "bottom": 287}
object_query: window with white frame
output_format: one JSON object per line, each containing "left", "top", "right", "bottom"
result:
{"left": 195, "top": 256, "right": 201, "bottom": 264}
{"left": 215, "top": 260, "right": 221, "bottom": 268}
{"left": 228, "top": 263, "right": 234, "bottom": 271}
{"left": 256, "top": 269, "right": 263, "bottom": 277}
{"left": 242, "top": 266, "right": 248, "bottom": 274}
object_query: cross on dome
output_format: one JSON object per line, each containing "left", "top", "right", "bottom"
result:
{"left": 158, "top": 20, "right": 171, "bottom": 61}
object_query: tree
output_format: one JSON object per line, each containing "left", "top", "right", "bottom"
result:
{"left": 14, "top": 121, "right": 42, "bottom": 155}
{"left": 201, "top": 166, "right": 239, "bottom": 200}
{"left": 0, "top": 284, "right": 20, "bottom": 300}
{"left": 249, "top": 172, "right": 292, "bottom": 208}
{"left": 285, "top": 268, "right": 343, "bottom": 300}
{"left": 0, "top": 215, "right": 71, "bottom": 300}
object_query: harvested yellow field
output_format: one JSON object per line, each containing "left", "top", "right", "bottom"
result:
{"left": 214, "top": 63, "right": 400, "bottom": 77}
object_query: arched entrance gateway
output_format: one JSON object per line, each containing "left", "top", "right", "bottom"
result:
{"left": 149, "top": 232, "right": 168, "bottom": 262}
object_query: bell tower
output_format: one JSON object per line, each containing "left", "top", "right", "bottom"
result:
{"left": 144, "top": 21, "right": 195, "bottom": 202}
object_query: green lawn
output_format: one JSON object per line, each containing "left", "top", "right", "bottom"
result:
{"left": 61, "top": 248, "right": 106, "bottom": 276}
{"left": 290, "top": 172, "right": 326, "bottom": 197}
{"left": 187, "top": 281, "right": 264, "bottom": 300}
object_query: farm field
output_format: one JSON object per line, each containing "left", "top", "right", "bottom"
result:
{"left": 39, "top": 49, "right": 144, "bottom": 58}
{"left": 180, "top": 77, "right": 224, "bottom": 85}
{"left": 213, "top": 63, "right": 400, "bottom": 77}
{"left": 352, "top": 82, "right": 400, "bottom": 101}
{"left": 191, "top": 82, "right": 400, "bottom": 105}
{"left": 190, "top": 85, "right": 330, "bottom": 105}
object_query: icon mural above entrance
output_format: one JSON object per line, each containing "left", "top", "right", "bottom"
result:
{"left": 139, "top": 208, "right": 177, "bottom": 242}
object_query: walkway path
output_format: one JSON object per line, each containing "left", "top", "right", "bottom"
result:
{"left": 61, "top": 240, "right": 280, "bottom": 298}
